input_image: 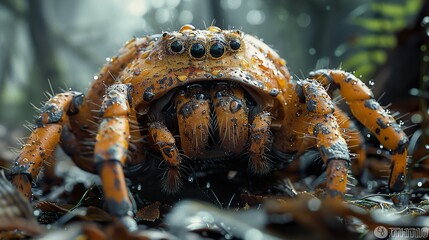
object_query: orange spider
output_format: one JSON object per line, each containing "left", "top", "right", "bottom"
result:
{"left": 9, "top": 25, "right": 408, "bottom": 230}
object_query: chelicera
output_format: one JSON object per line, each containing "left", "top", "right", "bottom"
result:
{"left": 9, "top": 24, "right": 409, "bottom": 230}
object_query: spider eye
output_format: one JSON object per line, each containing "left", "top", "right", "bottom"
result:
{"left": 209, "top": 42, "right": 225, "bottom": 58}
{"left": 170, "top": 40, "right": 184, "bottom": 53}
{"left": 190, "top": 43, "right": 205, "bottom": 58}
{"left": 229, "top": 39, "right": 241, "bottom": 51}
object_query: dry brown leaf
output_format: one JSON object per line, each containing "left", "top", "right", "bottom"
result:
{"left": 135, "top": 201, "right": 161, "bottom": 222}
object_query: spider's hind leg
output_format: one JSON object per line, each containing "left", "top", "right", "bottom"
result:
{"left": 148, "top": 122, "right": 182, "bottom": 194}
{"left": 309, "top": 69, "right": 408, "bottom": 194}
{"left": 94, "top": 83, "right": 136, "bottom": 230}
{"left": 298, "top": 80, "right": 351, "bottom": 199}
{"left": 10, "top": 92, "right": 82, "bottom": 199}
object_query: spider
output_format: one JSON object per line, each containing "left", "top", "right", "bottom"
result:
{"left": 9, "top": 25, "right": 408, "bottom": 230}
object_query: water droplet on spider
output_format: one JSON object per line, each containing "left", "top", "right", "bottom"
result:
{"left": 188, "top": 176, "right": 194, "bottom": 183}
{"left": 137, "top": 184, "right": 142, "bottom": 191}
{"left": 425, "top": 144, "right": 429, "bottom": 150}
{"left": 379, "top": 144, "right": 384, "bottom": 149}
{"left": 399, "top": 120, "right": 405, "bottom": 126}
{"left": 417, "top": 182, "right": 423, "bottom": 187}
{"left": 376, "top": 149, "right": 382, "bottom": 155}
{"left": 206, "top": 182, "right": 211, "bottom": 188}
{"left": 366, "top": 133, "right": 371, "bottom": 138}
{"left": 106, "top": 57, "right": 111, "bottom": 62}
{"left": 369, "top": 80, "right": 375, "bottom": 86}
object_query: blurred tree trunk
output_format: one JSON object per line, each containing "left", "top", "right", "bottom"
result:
{"left": 26, "top": 0, "right": 63, "bottom": 104}
{"left": 209, "top": 0, "right": 225, "bottom": 29}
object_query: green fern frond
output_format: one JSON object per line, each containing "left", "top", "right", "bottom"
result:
{"left": 352, "top": 35, "right": 397, "bottom": 48}
{"left": 352, "top": 17, "right": 405, "bottom": 32}
{"left": 341, "top": 0, "right": 423, "bottom": 80}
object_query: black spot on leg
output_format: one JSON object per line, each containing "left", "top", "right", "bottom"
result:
{"left": 393, "top": 137, "right": 409, "bottom": 154}
{"left": 376, "top": 118, "right": 388, "bottom": 129}
{"left": 68, "top": 93, "right": 84, "bottom": 115}
{"left": 320, "top": 141, "right": 350, "bottom": 162}
{"left": 36, "top": 104, "right": 64, "bottom": 127}
{"left": 295, "top": 84, "right": 305, "bottom": 103}
{"left": 313, "top": 123, "right": 331, "bottom": 136}
{"left": 178, "top": 101, "right": 193, "bottom": 118}
{"left": 157, "top": 77, "right": 168, "bottom": 85}
{"left": 306, "top": 99, "right": 317, "bottom": 113}
{"left": 10, "top": 164, "right": 33, "bottom": 182}
{"left": 375, "top": 128, "right": 380, "bottom": 135}
{"left": 364, "top": 99, "right": 379, "bottom": 110}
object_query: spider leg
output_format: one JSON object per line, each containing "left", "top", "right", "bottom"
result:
{"left": 298, "top": 80, "right": 351, "bottom": 199}
{"left": 333, "top": 106, "right": 366, "bottom": 178}
{"left": 309, "top": 69, "right": 408, "bottom": 193}
{"left": 10, "top": 92, "right": 82, "bottom": 199}
{"left": 175, "top": 84, "right": 210, "bottom": 157}
{"left": 148, "top": 122, "right": 182, "bottom": 193}
{"left": 248, "top": 112, "right": 273, "bottom": 175}
{"left": 211, "top": 84, "right": 249, "bottom": 155}
{"left": 93, "top": 83, "right": 136, "bottom": 230}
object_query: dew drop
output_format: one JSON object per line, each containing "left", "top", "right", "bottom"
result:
{"left": 188, "top": 176, "right": 194, "bottom": 183}
{"left": 417, "top": 182, "right": 423, "bottom": 187}
{"left": 206, "top": 182, "right": 211, "bottom": 188}
{"left": 369, "top": 80, "right": 374, "bottom": 86}
{"left": 425, "top": 144, "right": 429, "bottom": 150}
{"left": 366, "top": 133, "right": 371, "bottom": 138}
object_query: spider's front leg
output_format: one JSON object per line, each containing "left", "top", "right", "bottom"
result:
{"left": 10, "top": 92, "right": 82, "bottom": 198}
{"left": 298, "top": 80, "right": 351, "bottom": 199}
{"left": 94, "top": 83, "right": 137, "bottom": 230}
{"left": 309, "top": 70, "right": 408, "bottom": 193}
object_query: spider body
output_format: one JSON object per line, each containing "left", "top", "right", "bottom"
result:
{"left": 10, "top": 25, "right": 408, "bottom": 230}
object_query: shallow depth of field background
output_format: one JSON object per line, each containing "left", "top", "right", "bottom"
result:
{"left": 0, "top": 0, "right": 425, "bottom": 161}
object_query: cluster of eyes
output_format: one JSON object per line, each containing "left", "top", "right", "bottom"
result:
{"left": 168, "top": 38, "right": 241, "bottom": 59}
